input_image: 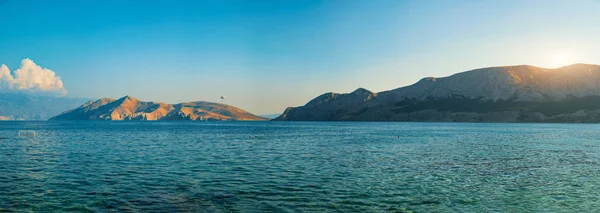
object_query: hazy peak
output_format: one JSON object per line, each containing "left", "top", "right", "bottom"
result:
{"left": 351, "top": 88, "right": 373, "bottom": 95}
{"left": 556, "top": 63, "right": 600, "bottom": 70}
{"left": 118, "top": 95, "right": 138, "bottom": 101}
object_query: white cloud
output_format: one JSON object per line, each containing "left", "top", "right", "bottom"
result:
{"left": 0, "top": 59, "right": 67, "bottom": 96}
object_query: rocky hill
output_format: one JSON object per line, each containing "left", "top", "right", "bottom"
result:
{"left": 274, "top": 64, "right": 600, "bottom": 122}
{"left": 50, "top": 96, "right": 267, "bottom": 121}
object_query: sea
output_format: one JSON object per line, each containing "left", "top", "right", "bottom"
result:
{"left": 0, "top": 121, "right": 599, "bottom": 212}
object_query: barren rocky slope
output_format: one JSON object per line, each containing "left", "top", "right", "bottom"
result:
{"left": 275, "top": 64, "right": 600, "bottom": 122}
{"left": 50, "top": 96, "right": 266, "bottom": 121}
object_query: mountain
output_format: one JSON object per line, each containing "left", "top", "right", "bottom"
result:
{"left": 50, "top": 96, "right": 267, "bottom": 121}
{"left": 259, "top": 113, "right": 282, "bottom": 119}
{"left": 274, "top": 64, "right": 600, "bottom": 122}
{"left": 0, "top": 93, "right": 90, "bottom": 120}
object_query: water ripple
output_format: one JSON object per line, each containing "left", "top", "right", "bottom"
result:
{"left": 1, "top": 121, "right": 600, "bottom": 212}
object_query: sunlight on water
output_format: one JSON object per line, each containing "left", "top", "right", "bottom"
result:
{"left": 0, "top": 121, "right": 599, "bottom": 212}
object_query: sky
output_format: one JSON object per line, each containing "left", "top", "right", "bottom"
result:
{"left": 1, "top": 0, "right": 600, "bottom": 114}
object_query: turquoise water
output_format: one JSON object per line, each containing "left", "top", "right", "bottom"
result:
{"left": 1, "top": 121, "right": 599, "bottom": 212}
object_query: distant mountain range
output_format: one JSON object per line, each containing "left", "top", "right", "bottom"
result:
{"left": 6, "top": 63, "right": 600, "bottom": 123}
{"left": 259, "top": 113, "right": 282, "bottom": 119}
{"left": 275, "top": 64, "right": 600, "bottom": 122}
{"left": 0, "top": 93, "right": 90, "bottom": 120}
{"left": 50, "top": 96, "right": 266, "bottom": 121}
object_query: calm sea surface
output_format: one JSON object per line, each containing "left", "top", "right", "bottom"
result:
{"left": 0, "top": 121, "right": 599, "bottom": 212}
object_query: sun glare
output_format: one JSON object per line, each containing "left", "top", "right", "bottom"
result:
{"left": 553, "top": 53, "right": 568, "bottom": 66}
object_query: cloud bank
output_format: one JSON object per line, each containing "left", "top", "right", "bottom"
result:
{"left": 0, "top": 59, "right": 67, "bottom": 96}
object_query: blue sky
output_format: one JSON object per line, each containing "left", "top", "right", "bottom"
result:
{"left": 1, "top": 0, "right": 599, "bottom": 114}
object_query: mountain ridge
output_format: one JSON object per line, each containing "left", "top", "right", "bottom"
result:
{"left": 50, "top": 96, "right": 267, "bottom": 121}
{"left": 274, "top": 63, "right": 600, "bottom": 122}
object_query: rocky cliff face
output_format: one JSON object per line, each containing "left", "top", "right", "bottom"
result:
{"left": 50, "top": 96, "right": 267, "bottom": 121}
{"left": 384, "top": 64, "right": 600, "bottom": 102}
{"left": 275, "top": 64, "right": 600, "bottom": 122}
